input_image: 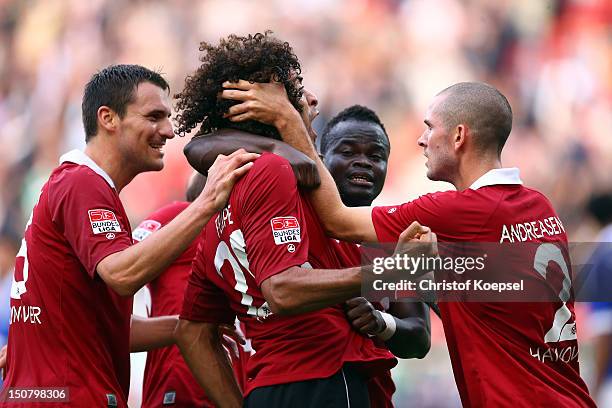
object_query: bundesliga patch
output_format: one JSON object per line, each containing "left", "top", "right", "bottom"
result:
{"left": 88, "top": 209, "right": 122, "bottom": 235}
{"left": 132, "top": 219, "right": 162, "bottom": 242}
{"left": 270, "top": 216, "right": 301, "bottom": 245}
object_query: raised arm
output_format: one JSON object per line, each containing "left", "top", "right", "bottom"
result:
{"left": 184, "top": 132, "right": 320, "bottom": 190}
{"left": 97, "top": 150, "right": 257, "bottom": 296}
{"left": 221, "top": 81, "right": 378, "bottom": 243}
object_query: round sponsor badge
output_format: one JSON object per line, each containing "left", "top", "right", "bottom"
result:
{"left": 106, "top": 233, "right": 116, "bottom": 240}
{"left": 287, "top": 244, "right": 296, "bottom": 253}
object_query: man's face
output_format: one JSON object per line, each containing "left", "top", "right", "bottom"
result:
{"left": 116, "top": 82, "right": 173, "bottom": 173}
{"left": 417, "top": 95, "right": 457, "bottom": 182}
{"left": 298, "top": 85, "right": 320, "bottom": 143}
{"left": 323, "top": 120, "right": 389, "bottom": 207}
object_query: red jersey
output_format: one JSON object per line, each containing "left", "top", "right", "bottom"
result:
{"left": 133, "top": 202, "right": 215, "bottom": 408}
{"left": 371, "top": 168, "right": 595, "bottom": 407}
{"left": 1, "top": 150, "right": 133, "bottom": 407}
{"left": 181, "top": 153, "right": 396, "bottom": 396}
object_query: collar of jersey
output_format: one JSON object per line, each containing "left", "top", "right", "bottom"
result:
{"left": 469, "top": 167, "right": 522, "bottom": 190}
{"left": 59, "top": 149, "right": 116, "bottom": 189}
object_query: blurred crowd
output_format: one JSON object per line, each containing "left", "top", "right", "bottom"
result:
{"left": 0, "top": 0, "right": 610, "bottom": 406}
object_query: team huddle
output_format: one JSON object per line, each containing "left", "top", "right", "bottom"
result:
{"left": 1, "top": 32, "right": 597, "bottom": 407}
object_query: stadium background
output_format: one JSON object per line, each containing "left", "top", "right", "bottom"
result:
{"left": 0, "top": 0, "right": 610, "bottom": 406}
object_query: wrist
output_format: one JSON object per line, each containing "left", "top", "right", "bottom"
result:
{"left": 274, "top": 110, "right": 306, "bottom": 135}
{"left": 191, "top": 196, "right": 218, "bottom": 222}
{"left": 376, "top": 312, "right": 397, "bottom": 341}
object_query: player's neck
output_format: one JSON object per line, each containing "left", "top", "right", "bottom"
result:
{"left": 453, "top": 155, "right": 502, "bottom": 191}
{"left": 84, "top": 142, "right": 134, "bottom": 192}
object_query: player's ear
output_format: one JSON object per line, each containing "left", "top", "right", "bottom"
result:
{"left": 97, "top": 106, "right": 119, "bottom": 133}
{"left": 454, "top": 124, "right": 467, "bottom": 151}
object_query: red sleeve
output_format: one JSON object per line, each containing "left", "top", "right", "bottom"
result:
{"left": 48, "top": 166, "right": 132, "bottom": 278}
{"left": 180, "top": 242, "right": 235, "bottom": 324}
{"left": 372, "top": 192, "right": 452, "bottom": 243}
{"left": 236, "top": 153, "right": 309, "bottom": 286}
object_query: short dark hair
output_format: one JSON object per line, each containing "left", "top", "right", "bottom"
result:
{"left": 174, "top": 31, "right": 303, "bottom": 140}
{"left": 82, "top": 64, "right": 169, "bottom": 142}
{"left": 436, "top": 82, "right": 512, "bottom": 156}
{"left": 320, "top": 105, "right": 389, "bottom": 155}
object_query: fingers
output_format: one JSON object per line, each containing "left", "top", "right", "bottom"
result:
{"left": 225, "top": 148, "right": 248, "bottom": 159}
{"left": 358, "top": 320, "right": 380, "bottom": 334}
{"left": 351, "top": 313, "right": 374, "bottom": 328}
{"left": 218, "top": 325, "right": 246, "bottom": 345}
{"left": 222, "top": 80, "right": 254, "bottom": 90}
{"left": 345, "top": 297, "right": 366, "bottom": 308}
{"left": 227, "top": 113, "right": 251, "bottom": 123}
{"left": 399, "top": 221, "right": 428, "bottom": 242}
{"left": 0, "top": 345, "right": 6, "bottom": 369}
{"left": 346, "top": 301, "right": 375, "bottom": 320}
{"left": 221, "top": 335, "right": 240, "bottom": 358}
{"left": 208, "top": 150, "right": 257, "bottom": 173}
{"left": 352, "top": 313, "right": 382, "bottom": 334}
{"left": 224, "top": 102, "right": 251, "bottom": 117}
{"left": 228, "top": 161, "right": 254, "bottom": 181}
{"left": 219, "top": 89, "right": 250, "bottom": 102}
{"left": 218, "top": 152, "right": 259, "bottom": 173}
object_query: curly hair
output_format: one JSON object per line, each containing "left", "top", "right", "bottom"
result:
{"left": 320, "top": 105, "right": 390, "bottom": 154}
{"left": 175, "top": 31, "right": 303, "bottom": 139}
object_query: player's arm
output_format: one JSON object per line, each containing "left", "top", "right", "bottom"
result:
{"left": 129, "top": 315, "right": 178, "bottom": 352}
{"left": 175, "top": 319, "right": 242, "bottom": 408}
{"left": 221, "top": 81, "right": 377, "bottom": 243}
{"left": 262, "top": 222, "right": 435, "bottom": 315}
{"left": 261, "top": 265, "right": 362, "bottom": 315}
{"left": 346, "top": 298, "right": 430, "bottom": 359}
{"left": 184, "top": 134, "right": 320, "bottom": 190}
{"left": 97, "top": 150, "right": 258, "bottom": 296}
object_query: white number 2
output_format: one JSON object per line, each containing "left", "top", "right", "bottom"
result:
{"left": 215, "top": 229, "right": 270, "bottom": 318}
{"left": 533, "top": 243, "right": 577, "bottom": 343}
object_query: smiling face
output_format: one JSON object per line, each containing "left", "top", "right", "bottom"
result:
{"left": 417, "top": 95, "right": 458, "bottom": 183}
{"left": 323, "top": 120, "right": 389, "bottom": 207}
{"left": 116, "top": 81, "right": 173, "bottom": 173}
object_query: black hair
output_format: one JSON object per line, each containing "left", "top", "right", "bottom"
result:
{"left": 175, "top": 31, "right": 303, "bottom": 140}
{"left": 82, "top": 64, "right": 169, "bottom": 142}
{"left": 320, "top": 105, "right": 389, "bottom": 154}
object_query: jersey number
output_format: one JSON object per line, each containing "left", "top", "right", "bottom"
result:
{"left": 214, "top": 229, "right": 270, "bottom": 318}
{"left": 533, "top": 243, "right": 577, "bottom": 343}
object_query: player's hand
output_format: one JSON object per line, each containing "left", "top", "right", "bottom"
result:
{"left": 391, "top": 221, "right": 438, "bottom": 278}
{"left": 199, "top": 149, "right": 259, "bottom": 212}
{"left": 218, "top": 324, "right": 246, "bottom": 358}
{"left": 220, "top": 80, "right": 301, "bottom": 129}
{"left": 345, "top": 297, "right": 386, "bottom": 336}
{"left": 393, "top": 221, "right": 438, "bottom": 258}
{"left": 0, "top": 344, "right": 6, "bottom": 370}
{"left": 290, "top": 155, "right": 320, "bottom": 190}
